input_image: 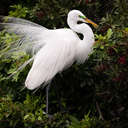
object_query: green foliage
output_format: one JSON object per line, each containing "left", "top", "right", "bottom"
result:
{"left": 0, "top": 93, "right": 70, "bottom": 128}
{"left": 69, "top": 113, "right": 110, "bottom": 128}
{"left": 9, "top": 4, "right": 29, "bottom": 18}
{"left": 0, "top": 94, "right": 71, "bottom": 128}
{"left": 0, "top": 0, "right": 128, "bottom": 128}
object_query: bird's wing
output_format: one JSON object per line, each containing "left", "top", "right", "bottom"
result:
{"left": 0, "top": 16, "right": 46, "bottom": 28}
{"left": 25, "top": 40, "right": 76, "bottom": 90}
{"left": 0, "top": 16, "right": 48, "bottom": 56}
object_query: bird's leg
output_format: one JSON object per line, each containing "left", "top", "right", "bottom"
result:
{"left": 46, "top": 82, "right": 51, "bottom": 114}
{"left": 58, "top": 73, "right": 65, "bottom": 112}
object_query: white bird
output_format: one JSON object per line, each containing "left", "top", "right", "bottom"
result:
{"left": 25, "top": 10, "right": 98, "bottom": 90}
{"left": 0, "top": 10, "right": 98, "bottom": 113}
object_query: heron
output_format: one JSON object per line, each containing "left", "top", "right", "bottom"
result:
{"left": 0, "top": 10, "right": 98, "bottom": 114}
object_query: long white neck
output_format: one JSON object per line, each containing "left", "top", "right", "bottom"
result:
{"left": 67, "top": 19, "right": 95, "bottom": 63}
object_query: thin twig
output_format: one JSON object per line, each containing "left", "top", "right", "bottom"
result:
{"left": 96, "top": 101, "right": 104, "bottom": 120}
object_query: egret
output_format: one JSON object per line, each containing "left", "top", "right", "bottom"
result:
{"left": 0, "top": 10, "right": 98, "bottom": 114}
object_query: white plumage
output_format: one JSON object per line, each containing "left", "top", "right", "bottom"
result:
{"left": 25, "top": 33, "right": 76, "bottom": 89}
{"left": 0, "top": 10, "right": 98, "bottom": 90}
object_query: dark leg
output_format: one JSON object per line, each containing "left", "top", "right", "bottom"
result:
{"left": 46, "top": 82, "right": 51, "bottom": 114}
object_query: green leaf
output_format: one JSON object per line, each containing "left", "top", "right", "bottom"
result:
{"left": 100, "top": 45, "right": 104, "bottom": 49}
{"left": 106, "top": 28, "right": 113, "bottom": 39}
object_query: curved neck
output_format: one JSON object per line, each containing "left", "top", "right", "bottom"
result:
{"left": 67, "top": 19, "right": 95, "bottom": 63}
{"left": 67, "top": 19, "right": 94, "bottom": 43}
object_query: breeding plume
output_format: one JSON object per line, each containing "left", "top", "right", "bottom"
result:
{"left": 0, "top": 10, "right": 98, "bottom": 113}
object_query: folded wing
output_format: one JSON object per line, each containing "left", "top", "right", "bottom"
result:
{"left": 25, "top": 40, "right": 76, "bottom": 90}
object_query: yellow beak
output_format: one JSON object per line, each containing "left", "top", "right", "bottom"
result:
{"left": 85, "top": 18, "right": 98, "bottom": 28}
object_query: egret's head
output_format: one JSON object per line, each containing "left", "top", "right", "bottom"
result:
{"left": 68, "top": 10, "right": 98, "bottom": 28}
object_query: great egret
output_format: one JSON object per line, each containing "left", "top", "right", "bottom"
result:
{"left": 0, "top": 10, "right": 98, "bottom": 114}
